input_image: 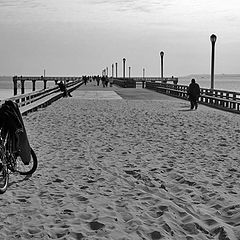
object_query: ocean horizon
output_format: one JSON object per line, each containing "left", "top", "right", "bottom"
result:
{"left": 1, "top": 74, "right": 240, "bottom": 100}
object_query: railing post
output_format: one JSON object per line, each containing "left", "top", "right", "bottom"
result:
{"left": 13, "top": 76, "right": 18, "bottom": 95}
{"left": 44, "top": 80, "right": 47, "bottom": 89}
{"left": 21, "top": 77, "right": 25, "bottom": 95}
{"left": 32, "top": 80, "right": 36, "bottom": 91}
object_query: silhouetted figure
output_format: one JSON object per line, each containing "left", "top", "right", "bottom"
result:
{"left": 105, "top": 76, "right": 109, "bottom": 87}
{"left": 187, "top": 78, "right": 200, "bottom": 110}
{"left": 83, "top": 76, "right": 87, "bottom": 85}
{"left": 58, "top": 81, "right": 72, "bottom": 97}
{"left": 96, "top": 76, "right": 100, "bottom": 86}
{"left": 101, "top": 76, "right": 106, "bottom": 87}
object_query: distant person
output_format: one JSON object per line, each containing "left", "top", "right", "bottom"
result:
{"left": 83, "top": 76, "right": 87, "bottom": 85}
{"left": 105, "top": 76, "right": 109, "bottom": 87}
{"left": 101, "top": 76, "right": 106, "bottom": 87}
{"left": 96, "top": 76, "right": 100, "bottom": 86}
{"left": 58, "top": 81, "right": 72, "bottom": 97}
{"left": 187, "top": 78, "right": 200, "bottom": 110}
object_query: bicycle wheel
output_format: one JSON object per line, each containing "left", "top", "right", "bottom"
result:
{"left": 0, "top": 159, "right": 9, "bottom": 194}
{"left": 16, "top": 148, "right": 38, "bottom": 175}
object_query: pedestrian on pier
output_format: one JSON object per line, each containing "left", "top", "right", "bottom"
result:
{"left": 187, "top": 79, "right": 200, "bottom": 110}
{"left": 101, "top": 76, "right": 106, "bottom": 87}
{"left": 105, "top": 76, "right": 109, "bottom": 87}
{"left": 96, "top": 75, "right": 100, "bottom": 86}
{"left": 58, "top": 81, "right": 72, "bottom": 97}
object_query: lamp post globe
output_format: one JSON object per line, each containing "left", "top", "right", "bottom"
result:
{"left": 210, "top": 34, "right": 217, "bottom": 90}
{"left": 210, "top": 34, "right": 217, "bottom": 44}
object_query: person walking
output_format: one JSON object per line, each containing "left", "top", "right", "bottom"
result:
{"left": 187, "top": 78, "right": 200, "bottom": 110}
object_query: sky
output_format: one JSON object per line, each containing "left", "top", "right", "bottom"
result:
{"left": 0, "top": 0, "right": 240, "bottom": 77}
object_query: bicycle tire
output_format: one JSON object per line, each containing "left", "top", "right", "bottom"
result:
{"left": 0, "top": 164, "right": 9, "bottom": 194}
{"left": 16, "top": 148, "right": 38, "bottom": 175}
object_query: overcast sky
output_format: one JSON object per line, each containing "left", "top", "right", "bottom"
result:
{"left": 0, "top": 0, "right": 240, "bottom": 77}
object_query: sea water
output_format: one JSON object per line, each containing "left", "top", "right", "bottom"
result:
{"left": 178, "top": 74, "right": 240, "bottom": 92}
{"left": 0, "top": 76, "right": 56, "bottom": 100}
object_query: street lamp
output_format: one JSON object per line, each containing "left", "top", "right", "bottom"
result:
{"left": 112, "top": 64, "right": 114, "bottom": 78}
{"left": 160, "top": 51, "right": 164, "bottom": 81}
{"left": 129, "top": 66, "right": 131, "bottom": 78}
{"left": 143, "top": 68, "right": 145, "bottom": 78}
{"left": 123, "top": 58, "right": 126, "bottom": 78}
{"left": 210, "top": 34, "right": 217, "bottom": 90}
{"left": 115, "top": 62, "right": 118, "bottom": 78}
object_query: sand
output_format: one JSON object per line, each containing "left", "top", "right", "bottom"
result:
{"left": 0, "top": 86, "right": 240, "bottom": 240}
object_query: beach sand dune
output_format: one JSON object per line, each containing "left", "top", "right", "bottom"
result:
{"left": 0, "top": 90, "right": 240, "bottom": 239}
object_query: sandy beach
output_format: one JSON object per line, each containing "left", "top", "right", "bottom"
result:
{"left": 0, "top": 84, "right": 240, "bottom": 240}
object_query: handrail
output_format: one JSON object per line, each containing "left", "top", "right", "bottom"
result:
{"left": 146, "top": 82, "right": 240, "bottom": 113}
{"left": 0, "top": 79, "right": 83, "bottom": 108}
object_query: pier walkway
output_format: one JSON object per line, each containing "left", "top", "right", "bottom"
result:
{"left": 1, "top": 82, "right": 240, "bottom": 239}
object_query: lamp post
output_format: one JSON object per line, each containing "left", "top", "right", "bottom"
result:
{"left": 123, "top": 58, "right": 126, "bottom": 78}
{"left": 210, "top": 34, "right": 217, "bottom": 90}
{"left": 160, "top": 51, "right": 164, "bottom": 82}
{"left": 143, "top": 68, "right": 145, "bottom": 78}
{"left": 112, "top": 64, "right": 114, "bottom": 78}
{"left": 129, "top": 66, "right": 131, "bottom": 78}
{"left": 115, "top": 62, "right": 118, "bottom": 78}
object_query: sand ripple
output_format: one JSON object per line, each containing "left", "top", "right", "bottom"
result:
{"left": 1, "top": 97, "right": 240, "bottom": 239}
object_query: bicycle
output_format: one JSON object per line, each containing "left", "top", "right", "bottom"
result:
{"left": 0, "top": 101, "right": 38, "bottom": 193}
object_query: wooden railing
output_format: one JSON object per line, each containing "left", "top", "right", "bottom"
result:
{"left": 112, "top": 77, "right": 178, "bottom": 88}
{"left": 146, "top": 82, "right": 240, "bottom": 113}
{"left": 1, "top": 79, "right": 83, "bottom": 115}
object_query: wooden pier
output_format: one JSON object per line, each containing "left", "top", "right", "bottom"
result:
{"left": 13, "top": 76, "right": 81, "bottom": 95}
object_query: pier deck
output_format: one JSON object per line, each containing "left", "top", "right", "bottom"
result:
{"left": 1, "top": 81, "right": 239, "bottom": 239}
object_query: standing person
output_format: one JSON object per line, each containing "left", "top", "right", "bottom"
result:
{"left": 105, "top": 76, "right": 109, "bottom": 87}
{"left": 101, "top": 76, "right": 106, "bottom": 87}
{"left": 96, "top": 75, "right": 100, "bottom": 86}
{"left": 187, "top": 78, "right": 200, "bottom": 110}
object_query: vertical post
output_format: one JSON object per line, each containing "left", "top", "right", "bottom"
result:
{"left": 115, "top": 62, "right": 118, "bottom": 78}
{"left": 210, "top": 34, "right": 217, "bottom": 90}
{"left": 13, "top": 76, "right": 18, "bottom": 96}
{"left": 41, "top": 75, "right": 46, "bottom": 89}
{"left": 123, "top": 58, "right": 126, "bottom": 78}
{"left": 106, "top": 67, "right": 108, "bottom": 77}
{"left": 112, "top": 64, "right": 114, "bottom": 78}
{"left": 21, "top": 77, "right": 25, "bottom": 95}
{"left": 160, "top": 51, "right": 164, "bottom": 82}
{"left": 44, "top": 80, "right": 47, "bottom": 89}
{"left": 143, "top": 68, "right": 145, "bottom": 78}
{"left": 32, "top": 80, "right": 36, "bottom": 91}
{"left": 129, "top": 66, "right": 131, "bottom": 78}
{"left": 44, "top": 69, "right": 46, "bottom": 78}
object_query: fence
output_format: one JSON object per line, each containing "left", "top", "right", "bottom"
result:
{"left": 112, "top": 77, "right": 178, "bottom": 88}
{"left": 1, "top": 78, "right": 83, "bottom": 115}
{"left": 146, "top": 82, "right": 240, "bottom": 113}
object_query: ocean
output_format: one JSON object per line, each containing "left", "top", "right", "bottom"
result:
{"left": 1, "top": 74, "right": 240, "bottom": 100}
{"left": 0, "top": 76, "right": 56, "bottom": 100}
{"left": 178, "top": 74, "right": 240, "bottom": 92}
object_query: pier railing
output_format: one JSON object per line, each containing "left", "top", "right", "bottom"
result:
{"left": 112, "top": 77, "right": 178, "bottom": 88}
{"left": 1, "top": 78, "right": 83, "bottom": 115}
{"left": 146, "top": 82, "right": 240, "bottom": 113}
